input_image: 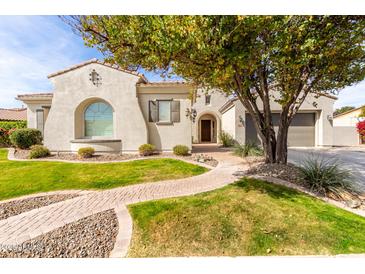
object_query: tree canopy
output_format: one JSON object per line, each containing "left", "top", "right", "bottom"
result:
{"left": 65, "top": 15, "right": 365, "bottom": 163}
{"left": 334, "top": 106, "right": 356, "bottom": 116}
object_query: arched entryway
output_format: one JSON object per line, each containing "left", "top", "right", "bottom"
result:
{"left": 198, "top": 113, "right": 218, "bottom": 143}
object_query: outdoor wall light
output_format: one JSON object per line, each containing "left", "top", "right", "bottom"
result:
{"left": 185, "top": 108, "right": 197, "bottom": 123}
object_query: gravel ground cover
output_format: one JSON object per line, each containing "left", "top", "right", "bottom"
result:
{"left": 0, "top": 194, "right": 79, "bottom": 221}
{"left": 13, "top": 149, "right": 218, "bottom": 167}
{"left": 0, "top": 210, "right": 118, "bottom": 258}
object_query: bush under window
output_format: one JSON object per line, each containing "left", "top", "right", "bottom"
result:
{"left": 78, "top": 147, "right": 95, "bottom": 158}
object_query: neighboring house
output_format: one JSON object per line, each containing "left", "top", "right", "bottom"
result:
{"left": 17, "top": 59, "right": 336, "bottom": 153}
{"left": 333, "top": 105, "right": 365, "bottom": 146}
{"left": 0, "top": 108, "right": 27, "bottom": 121}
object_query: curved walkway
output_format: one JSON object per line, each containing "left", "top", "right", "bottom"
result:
{"left": 0, "top": 149, "right": 246, "bottom": 255}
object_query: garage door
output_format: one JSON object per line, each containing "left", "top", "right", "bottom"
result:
{"left": 245, "top": 113, "right": 316, "bottom": 147}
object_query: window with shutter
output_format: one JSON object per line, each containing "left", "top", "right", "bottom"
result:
{"left": 149, "top": 101, "right": 158, "bottom": 122}
{"left": 149, "top": 100, "right": 180, "bottom": 124}
{"left": 36, "top": 109, "right": 44, "bottom": 136}
{"left": 171, "top": 100, "right": 180, "bottom": 122}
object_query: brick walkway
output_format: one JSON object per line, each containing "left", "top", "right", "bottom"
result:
{"left": 0, "top": 148, "right": 246, "bottom": 247}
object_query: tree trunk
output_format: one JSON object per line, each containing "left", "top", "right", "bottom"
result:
{"left": 261, "top": 131, "right": 277, "bottom": 163}
{"left": 276, "top": 117, "right": 290, "bottom": 164}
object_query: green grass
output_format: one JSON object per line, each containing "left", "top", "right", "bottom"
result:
{"left": 128, "top": 178, "right": 365, "bottom": 257}
{"left": 0, "top": 149, "right": 207, "bottom": 201}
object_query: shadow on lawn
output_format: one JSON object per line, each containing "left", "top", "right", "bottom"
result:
{"left": 234, "top": 177, "right": 306, "bottom": 201}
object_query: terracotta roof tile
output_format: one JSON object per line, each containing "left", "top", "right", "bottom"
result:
{"left": 0, "top": 108, "right": 27, "bottom": 121}
{"left": 47, "top": 59, "right": 148, "bottom": 83}
{"left": 137, "top": 81, "right": 192, "bottom": 87}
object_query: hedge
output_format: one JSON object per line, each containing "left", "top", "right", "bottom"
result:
{"left": 0, "top": 121, "right": 27, "bottom": 147}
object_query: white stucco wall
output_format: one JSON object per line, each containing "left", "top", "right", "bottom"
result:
{"left": 137, "top": 86, "right": 192, "bottom": 151}
{"left": 44, "top": 63, "right": 148, "bottom": 152}
{"left": 333, "top": 126, "right": 360, "bottom": 146}
{"left": 221, "top": 105, "right": 236, "bottom": 139}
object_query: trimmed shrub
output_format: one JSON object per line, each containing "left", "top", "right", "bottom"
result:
{"left": 78, "top": 147, "right": 95, "bottom": 158}
{"left": 9, "top": 128, "right": 42, "bottom": 149}
{"left": 173, "top": 145, "right": 190, "bottom": 156}
{"left": 298, "top": 156, "right": 354, "bottom": 198}
{"left": 29, "top": 145, "right": 50, "bottom": 159}
{"left": 219, "top": 131, "right": 235, "bottom": 147}
{"left": 0, "top": 121, "right": 27, "bottom": 147}
{"left": 139, "top": 144, "right": 156, "bottom": 156}
{"left": 234, "top": 142, "right": 264, "bottom": 158}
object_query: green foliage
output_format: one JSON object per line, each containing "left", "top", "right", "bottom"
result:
{"left": 67, "top": 15, "right": 365, "bottom": 163}
{"left": 173, "top": 145, "right": 190, "bottom": 156}
{"left": 78, "top": 147, "right": 95, "bottom": 158}
{"left": 298, "top": 156, "right": 354, "bottom": 198}
{"left": 219, "top": 131, "right": 235, "bottom": 147}
{"left": 234, "top": 142, "right": 264, "bottom": 158}
{"left": 334, "top": 106, "right": 356, "bottom": 116}
{"left": 9, "top": 128, "right": 42, "bottom": 149}
{"left": 139, "top": 144, "right": 156, "bottom": 156}
{"left": 0, "top": 121, "right": 27, "bottom": 147}
{"left": 29, "top": 145, "right": 50, "bottom": 159}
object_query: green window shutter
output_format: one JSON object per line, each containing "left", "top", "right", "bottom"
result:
{"left": 149, "top": 101, "right": 158, "bottom": 122}
{"left": 171, "top": 100, "right": 180, "bottom": 123}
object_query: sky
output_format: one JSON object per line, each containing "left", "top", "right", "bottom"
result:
{"left": 0, "top": 15, "right": 364, "bottom": 109}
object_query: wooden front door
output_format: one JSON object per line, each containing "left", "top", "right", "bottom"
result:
{"left": 201, "top": 120, "right": 211, "bottom": 142}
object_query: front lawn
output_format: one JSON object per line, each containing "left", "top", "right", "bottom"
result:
{"left": 128, "top": 178, "right": 365, "bottom": 257}
{"left": 0, "top": 149, "right": 207, "bottom": 201}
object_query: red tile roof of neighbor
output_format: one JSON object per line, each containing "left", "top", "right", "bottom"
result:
{"left": 0, "top": 108, "right": 27, "bottom": 121}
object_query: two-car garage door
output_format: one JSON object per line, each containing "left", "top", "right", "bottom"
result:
{"left": 245, "top": 113, "right": 316, "bottom": 147}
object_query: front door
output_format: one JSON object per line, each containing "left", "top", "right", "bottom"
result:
{"left": 201, "top": 120, "right": 211, "bottom": 142}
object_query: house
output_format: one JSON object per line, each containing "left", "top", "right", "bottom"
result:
{"left": 0, "top": 108, "right": 27, "bottom": 122}
{"left": 333, "top": 105, "right": 365, "bottom": 146}
{"left": 16, "top": 59, "right": 336, "bottom": 153}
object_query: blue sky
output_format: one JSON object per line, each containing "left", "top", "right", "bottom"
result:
{"left": 0, "top": 15, "right": 364, "bottom": 109}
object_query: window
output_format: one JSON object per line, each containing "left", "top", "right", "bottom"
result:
{"left": 36, "top": 109, "right": 44, "bottom": 136}
{"left": 205, "top": 94, "right": 211, "bottom": 105}
{"left": 158, "top": 100, "right": 171, "bottom": 122}
{"left": 84, "top": 102, "right": 113, "bottom": 137}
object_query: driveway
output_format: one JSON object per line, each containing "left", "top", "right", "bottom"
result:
{"left": 288, "top": 147, "right": 365, "bottom": 192}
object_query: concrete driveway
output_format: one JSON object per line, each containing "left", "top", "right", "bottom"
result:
{"left": 288, "top": 147, "right": 365, "bottom": 192}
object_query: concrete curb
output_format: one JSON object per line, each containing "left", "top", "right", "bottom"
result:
{"left": 109, "top": 205, "right": 133, "bottom": 258}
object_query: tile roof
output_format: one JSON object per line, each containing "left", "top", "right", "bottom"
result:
{"left": 137, "top": 81, "right": 191, "bottom": 87}
{"left": 0, "top": 108, "right": 27, "bottom": 121}
{"left": 16, "top": 93, "right": 54, "bottom": 99}
{"left": 47, "top": 58, "right": 148, "bottom": 83}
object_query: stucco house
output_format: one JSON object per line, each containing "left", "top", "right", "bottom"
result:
{"left": 333, "top": 105, "right": 365, "bottom": 146}
{"left": 17, "top": 59, "right": 336, "bottom": 153}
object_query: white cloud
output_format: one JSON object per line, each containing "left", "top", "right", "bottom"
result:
{"left": 0, "top": 16, "right": 102, "bottom": 108}
{"left": 334, "top": 81, "right": 365, "bottom": 109}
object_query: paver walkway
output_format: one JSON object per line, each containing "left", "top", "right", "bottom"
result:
{"left": 0, "top": 148, "right": 246, "bottom": 246}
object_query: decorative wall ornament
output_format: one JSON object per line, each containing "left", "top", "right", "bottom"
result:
{"left": 89, "top": 69, "right": 102, "bottom": 87}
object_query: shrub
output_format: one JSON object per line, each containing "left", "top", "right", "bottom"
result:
{"left": 139, "top": 144, "right": 156, "bottom": 156}
{"left": 173, "top": 145, "right": 190, "bottom": 156}
{"left": 234, "top": 142, "right": 264, "bottom": 158}
{"left": 298, "top": 156, "right": 354, "bottom": 198}
{"left": 29, "top": 145, "right": 50, "bottom": 159}
{"left": 78, "top": 147, "right": 95, "bottom": 158}
{"left": 219, "top": 131, "right": 235, "bottom": 147}
{"left": 9, "top": 128, "right": 42, "bottom": 149}
{"left": 0, "top": 121, "right": 27, "bottom": 147}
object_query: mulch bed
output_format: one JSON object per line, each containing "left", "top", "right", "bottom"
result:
{"left": 13, "top": 149, "right": 218, "bottom": 167}
{"left": 0, "top": 194, "right": 79, "bottom": 221}
{"left": 0, "top": 210, "right": 118, "bottom": 258}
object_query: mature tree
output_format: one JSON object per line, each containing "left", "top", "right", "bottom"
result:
{"left": 65, "top": 16, "right": 365, "bottom": 163}
{"left": 334, "top": 106, "right": 356, "bottom": 116}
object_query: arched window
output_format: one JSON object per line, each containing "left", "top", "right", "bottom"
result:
{"left": 84, "top": 102, "right": 113, "bottom": 137}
